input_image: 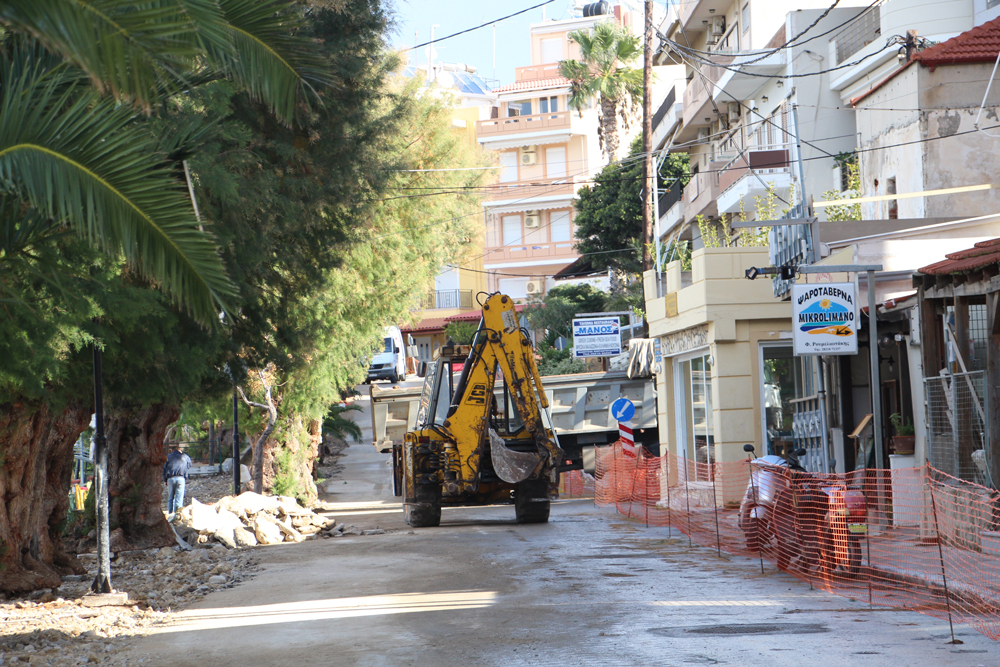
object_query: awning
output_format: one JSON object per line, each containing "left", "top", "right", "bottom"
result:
{"left": 485, "top": 195, "right": 575, "bottom": 214}
{"left": 400, "top": 315, "right": 451, "bottom": 334}
{"left": 478, "top": 133, "right": 572, "bottom": 150}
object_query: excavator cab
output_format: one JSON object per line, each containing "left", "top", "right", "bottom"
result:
{"left": 399, "top": 293, "right": 563, "bottom": 527}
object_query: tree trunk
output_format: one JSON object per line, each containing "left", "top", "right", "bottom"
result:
{"left": 600, "top": 96, "right": 619, "bottom": 163}
{"left": 104, "top": 404, "right": 179, "bottom": 551}
{"left": 0, "top": 401, "right": 90, "bottom": 593}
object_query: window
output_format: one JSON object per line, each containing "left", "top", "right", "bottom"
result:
{"left": 760, "top": 344, "right": 814, "bottom": 457}
{"left": 675, "top": 352, "right": 714, "bottom": 474}
{"left": 502, "top": 215, "right": 522, "bottom": 246}
{"left": 541, "top": 37, "right": 562, "bottom": 64}
{"left": 497, "top": 277, "right": 529, "bottom": 299}
{"left": 741, "top": 3, "right": 750, "bottom": 34}
{"left": 545, "top": 146, "right": 567, "bottom": 178}
{"left": 499, "top": 151, "right": 518, "bottom": 183}
{"left": 550, "top": 211, "right": 571, "bottom": 242}
{"left": 539, "top": 96, "right": 559, "bottom": 113}
{"left": 508, "top": 100, "right": 532, "bottom": 117}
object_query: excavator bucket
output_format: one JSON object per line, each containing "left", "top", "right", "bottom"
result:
{"left": 489, "top": 429, "right": 542, "bottom": 483}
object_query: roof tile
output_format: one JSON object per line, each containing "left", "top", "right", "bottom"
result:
{"left": 914, "top": 17, "right": 1000, "bottom": 67}
{"left": 917, "top": 237, "right": 1000, "bottom": 275}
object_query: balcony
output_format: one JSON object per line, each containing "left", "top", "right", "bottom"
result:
{"left": 421, "top": 290, "right": 474, "bottom": 311}
{"left": 483, "top": 241, "right": 578, "bottom": 265}
{"left": 713, "top": 50, "right": 787, "bottom": 101}
{"left": 476, "top": 110, "right": 571, "bottom": 140}
{"left": 715, "top": 148, "right": 793, "bottom": 215}
{"left": 682, "top": 170, "right": 720, "bottom": 222}
{"left": 679, "top": 63, "right": 725, "bottom": 142}
{"left": 515, "top": 63, "right": 562, "bottom": 81}
{"left": 652, "top": 86, "right": 683, "bottom": 148}
{"left": 487, "top": 177, "right": 579, "bottom": 204}
{"left": 679, "top": 0, "right": 735, "bottom": 34}
{"left": 657, "top": 180, "right": 685, "bottom": 238}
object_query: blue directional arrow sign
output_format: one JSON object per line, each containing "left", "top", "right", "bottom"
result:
{"left": 611, "top": 397, "right": 635, "bottom": 423}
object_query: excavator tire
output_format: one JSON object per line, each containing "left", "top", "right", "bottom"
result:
{"left": 404, "top": 481, "right": 441, "bottom": 528}
{"left": 515, "top": 479, "right": 550, "bottom": 524}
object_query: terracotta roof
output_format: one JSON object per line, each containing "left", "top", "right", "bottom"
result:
{"left": 912, "top": 17, "right": 1000, "bottom": 67}
{"left": 917, "top": 237, "right": 1000, "bottom": 275}
{"left": 852, "top": 17, "right": 1000, "bottom": 106}
{"left": 492, "top": 77, "right": 571, "bottom": 94}
{"left": 400, "top": 315, "right": 451, "bottom": 333}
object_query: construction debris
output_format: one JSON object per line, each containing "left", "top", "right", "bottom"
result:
{"left": 172, "top": 492, "right": 354, "bottom": 549}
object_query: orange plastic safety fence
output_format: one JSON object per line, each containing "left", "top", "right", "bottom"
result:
{"left": 594, "top": 439, "right": 1000, "bottom": 641}
{"left": 558, "top": 469, "right": 595, "bottom": 498}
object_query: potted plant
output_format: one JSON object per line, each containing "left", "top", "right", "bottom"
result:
{"left": 889, "top": 413, "right": 915, "bottom": 455}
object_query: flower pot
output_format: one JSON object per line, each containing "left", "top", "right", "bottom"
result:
{"left": 891, "top": 435, "right": 915, "bottom": 455}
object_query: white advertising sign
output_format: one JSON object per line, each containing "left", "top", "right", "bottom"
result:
{"left": 572, "top": 317, "right": 622, "bottom": 358}
{"left": 792, "top": 283, "right": 858, "bottom": 356}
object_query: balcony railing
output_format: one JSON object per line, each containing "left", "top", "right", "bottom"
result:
{"left": 421, "top": 290, "right": 474, "bottom": 310}
{"left": 652, "top": 86, "right": 677, "bottom": 130}
{"left": 487, "top": 177, "right": 578, "bottom": 201}
{"left": 515, "top": 63, "right": 562, "bottom": 81}
{"left": 658, "top": 179, "right": 683, "bottom": 215}
{"left": 477, "top": 110, "right": 571, "bottom": 137}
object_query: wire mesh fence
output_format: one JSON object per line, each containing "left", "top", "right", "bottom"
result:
{"left": 925, "top": 371, "right": 990, "bottom": 485}
{"left": 594, "top": 440, "right": 1000, "bottom": 642}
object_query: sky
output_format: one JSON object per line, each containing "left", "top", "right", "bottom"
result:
{"left": 387, "top": 0, "right": 575, "bottom": 86}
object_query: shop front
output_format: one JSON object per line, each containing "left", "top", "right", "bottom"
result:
{"left": 644, "top": 247, "right": 793, "bottom": 494}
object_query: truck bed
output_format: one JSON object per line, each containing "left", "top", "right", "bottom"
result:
{"left": 369, "top": 371, "right": 658, "bottom": 472}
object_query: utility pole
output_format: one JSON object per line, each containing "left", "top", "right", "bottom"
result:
{"left": 641, "top": 0, "right": 655, "bottom": 273}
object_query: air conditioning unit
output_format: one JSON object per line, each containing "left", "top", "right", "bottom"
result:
{"left": 521, "top": 152, "right": 537, "bottom": 165}
{"left": 710, "top": 16, "right": 726, "bottom": 37}
{"left": 526, "top": 279, "right": 544, "bottom": 295}
{"left": 728, "top": 103, "right": 740, "bottom": 124}
{"left": 521, "top": 144, "right": 537, "bottom": 154}
{"left": 524, "top": 214, "right": 541, "bottom": 228}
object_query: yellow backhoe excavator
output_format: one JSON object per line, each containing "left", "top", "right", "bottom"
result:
{"left": 398, "top": 293, "right": 563, "bottom": 527}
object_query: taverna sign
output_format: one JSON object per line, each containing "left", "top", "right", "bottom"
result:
{"left": 791, "top": 283, "right": 858, "bottom": 356}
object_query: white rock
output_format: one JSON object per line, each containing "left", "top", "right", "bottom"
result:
{"left": 188, "top": 499, "right": 220, "bottom": 533}
{"left": 208, "top": 575, "right": 227, "bottom": 586}
{"left": 221, "top": 457, "right": 234, "bottom": 474}
{"left": 252, "top": 517, "right": 283, "bottom": 545}
{"left": 233, "top": 527, "right": 257, "bottom": 547}
{"left": 215, "top": 508, "right": 245, "bottom": 533}
{"left": 212, "top": 529, "right": 237, "bottom": 549}
{"left": 274, "top": 518, "right": 304, "bottom": 542}
{"left": 236, "top": 492, "right": 281, "bottom": 516}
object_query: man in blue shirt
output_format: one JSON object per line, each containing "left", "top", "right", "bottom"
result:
{"left": 163, "top": 448, "right": 193, "bottom": 517}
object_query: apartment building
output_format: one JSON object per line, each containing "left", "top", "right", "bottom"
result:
{"left": 478, "top": 4, "right": 645, "bottom": 301}
{"left": 655, "top": 1, "right": 875, "bottom": 256}
{"left": 399, "top": 63, "right": 494, "bottom": 364}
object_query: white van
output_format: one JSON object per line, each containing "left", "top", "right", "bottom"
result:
{"left": 366, "top": 326, "right": 407, "bottom": 383}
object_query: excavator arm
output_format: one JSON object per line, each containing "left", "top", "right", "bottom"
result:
{"left": 437, "top": 293, "right": 562, "bottom": 493}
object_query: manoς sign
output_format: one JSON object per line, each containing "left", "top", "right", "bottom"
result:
{"left": 792, "top": 283, "right": 858, "bottom": 356}
{"left": 572, "top": 317, "right": 622, "bottom": 358}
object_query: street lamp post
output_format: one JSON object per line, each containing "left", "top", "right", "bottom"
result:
{"left": 232, "top": 384, "right": 241, "bottom": 496}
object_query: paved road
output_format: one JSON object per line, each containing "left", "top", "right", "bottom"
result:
{"left": 126, "top": 386, "right": 995, "bottom": 666}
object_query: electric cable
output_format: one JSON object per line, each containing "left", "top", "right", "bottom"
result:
{"left": 405, "top": 0, "right": 556, "bottom": 51}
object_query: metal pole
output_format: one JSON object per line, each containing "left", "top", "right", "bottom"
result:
{"left": 653, "top": 151, "right": 667, "bottom": 299}
{"left": 710, "top": 463, "right": 722, "bottom": 557}
{"left": 868, "top": 270, "right": 886, "bottom": 528}
{"left": 90, "top": 345, "right": 112, "bottom": 594}
{"left": 817, "top": 357, "right": 831, "bottom": 473}
{"left": 790, "top": 103, "right": 813, "bottom": 262}
{"left": 928, "top": 466, "right": 958, "bottom": 644}
{"left": 232, "top": 385, "right": 241, "bottom": 496}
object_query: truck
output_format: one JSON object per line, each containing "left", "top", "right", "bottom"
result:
{"left": 365, "top": 325, "right": 407, "bottom": 384}
{"left": 371, "top": 296, "right": 658, "bottom": 526}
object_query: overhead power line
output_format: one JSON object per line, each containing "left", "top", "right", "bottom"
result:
{"left": 406, "top": 0, "right": 556, "bottom": 51}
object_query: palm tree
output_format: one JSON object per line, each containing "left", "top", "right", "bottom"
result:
{"left": 559, "top": 21, "right": 643, "bottom": 164}
{"left": 0, "top": 0, "right": 329, "bottom": 323}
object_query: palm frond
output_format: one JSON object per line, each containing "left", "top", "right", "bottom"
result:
{"left": 0, "top": 0, "right": 201, "bottom": 109}
{"left": 0, "top": 46, "right": 234, "bottom": 323}
{"left": 201, "top": 0, "right": 333, "bottom": 124}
